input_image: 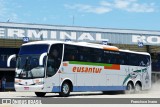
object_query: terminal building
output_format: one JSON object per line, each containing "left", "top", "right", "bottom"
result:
{"left": 0, "top": 22, "right": 160, "bottom": 89}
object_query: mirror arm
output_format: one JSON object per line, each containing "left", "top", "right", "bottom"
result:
{"left": 7, "top": 54, "right": 16, "bottom": 67}
{"left": 39, "top": 52, "right": 47, "bottom": 66}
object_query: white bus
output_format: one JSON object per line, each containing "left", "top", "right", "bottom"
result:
{"left": 7, "top": 41, "right": 151, "bottom": 97}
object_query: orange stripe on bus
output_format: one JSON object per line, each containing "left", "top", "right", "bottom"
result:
{"left": 103, "top": 47, "right": 119, "bottom": 51}
{"left": 15, "top": 79, "right": 22, "bottom": 83}
{"left": 63, "top": 63, "right": 68, "bottom": 66}
{"left": 104, "top": 64, "right": 120, "bottom": 70}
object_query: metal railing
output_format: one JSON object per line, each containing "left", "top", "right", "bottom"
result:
{"left": 0, "top": 82, "right": 14, "bottom": 90}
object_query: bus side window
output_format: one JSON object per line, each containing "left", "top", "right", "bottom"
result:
{"left": 46, "top": 44, "right": 63, "bottom": 77}
{"left": 103, "top": 51, "right": 111, "bottom": 64}
{"left": 97, "top": 57, "right": 102, "bottom": 62}
{"left": 138, "top": 55, "right": 150, "bottom": 67}
{"left": 93, "top": 48, "right": 103, "bottom": 63}
{"left": 120, "top": 52, "right": 127, "bottom": 65}
{"left": 69, "top": 54, "right": 75, "bottom": 60}
{"left": 129, "top": 53, "right": 139, "bottom": 66}
{"left": 77, "top": 46, "right": 91, "bottom": 62}
{"left": 80, "top": 55, "right": 83, "bottom": 61}
{"left": 64, "top": 44, "right": 77, "bottom": 61}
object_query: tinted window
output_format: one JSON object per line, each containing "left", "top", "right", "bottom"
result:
{"left": 120, "top": 52, "right": 129, "bottom": 65}
{"left": 63, "top": 45, "right": 78, "bottom": 61}
{"left": 78, "top": 46, "right": 91, "bottom": 62}
{"left": 46, "top": 44, "right": 63, "bottom": 77}
{"left": 129, "top": 53, "right": 138, "bottom": 66}
{"left": 19, "top": 44, "right": 49, "bottom": 55}
{"left": 90, "top": 48, "right": 103, "bottom": 63}
{"left": 64, "top": 45, "right": 103, "bottom": 63}
{"left": 128, "top": 53, "right": 150, "bottom": 66}
{"left": 138, "top": 55, "right": 150, "bottom": 66}
{"left": 63, "top": 44, "right": 150, "bottom": 67}
{"left": 103, "top": 51, "right": 121, "bottom": 64}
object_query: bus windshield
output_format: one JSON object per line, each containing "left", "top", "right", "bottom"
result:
{"left": 16, "top": 44, "right": 49, "bottom": 79}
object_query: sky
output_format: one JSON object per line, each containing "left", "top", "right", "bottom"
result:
{"left": 0, "top": 0, "right": 160, "bottom": 30}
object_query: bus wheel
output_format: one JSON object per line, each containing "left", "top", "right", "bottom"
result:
{"left": 59, "top": 82, "right": 71, "bottom": 97}
{"left": 134, "top": 83, "right": 142, "bottom": 93}
{"left": 35, "top": 92, "right": 46, "bottom": 97}
{"left": 125, "top": 82, "right": 134, "bottom": 94}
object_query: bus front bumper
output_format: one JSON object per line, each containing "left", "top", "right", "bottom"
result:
{"left": 14, "top": 84, "right": 44, "bottom": 92}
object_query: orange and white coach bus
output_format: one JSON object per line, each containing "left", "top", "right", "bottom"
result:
{"left": 7, "top": 40, "right": 151, "bottom": 97}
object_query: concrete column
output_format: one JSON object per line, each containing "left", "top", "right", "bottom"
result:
{"left": 146, "top": 45, "right": 151, "bottom": 53}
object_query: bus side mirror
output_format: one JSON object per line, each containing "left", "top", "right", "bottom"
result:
{"left": 7, "top": 54, "right": 16, "bottom": 67}
{"left": 39, "top": 52, "right": 47, "bottom": 66}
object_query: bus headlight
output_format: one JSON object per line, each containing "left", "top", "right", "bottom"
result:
{"left": 15, "top": 79, "right": 22, "bottom": 85}
{"left": 35, "top": 81, "right": 44, "bottom": 85}
{"left": 15, "top": 82, "right": 20, "bottom": 85}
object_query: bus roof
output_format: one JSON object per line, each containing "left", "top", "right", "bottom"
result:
{"left": 22, "top": 40, "right": 150, "bottom": 56}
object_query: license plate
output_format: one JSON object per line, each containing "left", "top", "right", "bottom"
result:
{"left": 24, "top": 87, "right": 29, "bottom": 90}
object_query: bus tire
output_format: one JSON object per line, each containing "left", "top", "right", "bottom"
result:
{"left": 125, "top": 82, "right": 134, "bottom": 94}
{"left": 134, "top": 82, "right": 142, "bottom": 93}
{"left": 59, "top": 82, "right": 71, "bottom": 97}
{"left": 35, "top": 92, "right": 46, "bottom": 97}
